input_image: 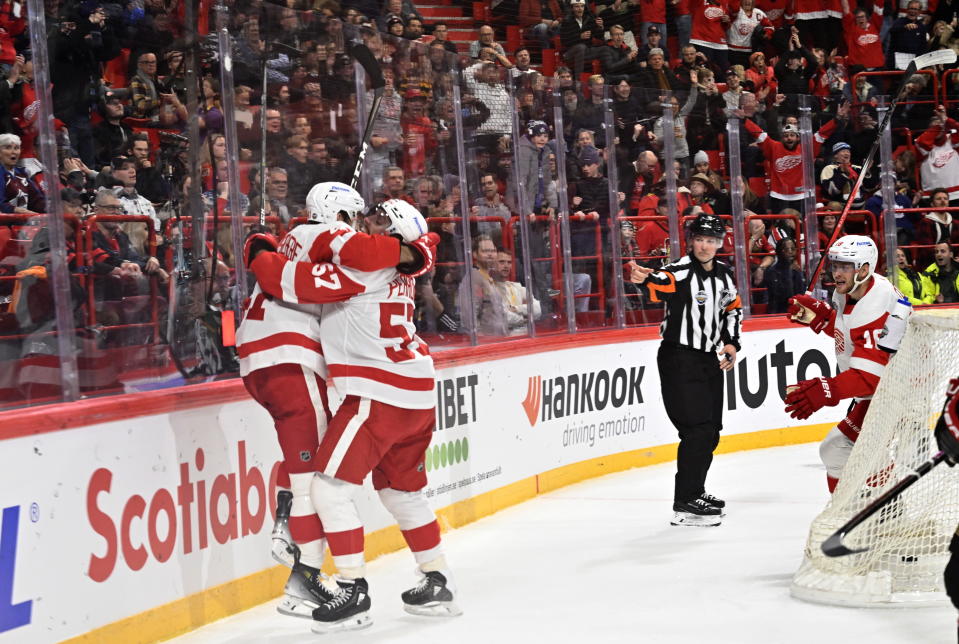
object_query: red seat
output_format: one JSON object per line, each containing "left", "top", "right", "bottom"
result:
{"left": 103, "top": 48, "right": 130, "bottom": 89}
{"left": 752, "top": 302, "right": 768, "bottom": 315}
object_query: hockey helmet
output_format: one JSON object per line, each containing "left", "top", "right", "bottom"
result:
{"left": 305, "top": 182, "right": 366, "bottom": 226}
{"left": 687, "top": 213, "right": 725, "bottom": 239}
{"left": 828, "top": 235, "right": 877, "bottom": 274}
{"left": 828, "top": 234, "right": 877, "bottom": 291}
{"left": 374, "top": 199, "right": 428, "bottom": 243}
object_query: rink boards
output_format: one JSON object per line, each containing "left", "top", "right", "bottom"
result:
{"left": 0, "top": 322, "right": 839, "bottom": 643}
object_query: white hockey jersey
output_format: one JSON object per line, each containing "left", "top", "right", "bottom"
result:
{"left": 236, "top": 223, "right": 403, "bottom": 377}
{"left": 830, "top": 274, "right": 911, "bottom": 402}
{"left": 249, "top": 252, "right": 436, "bottom": 410}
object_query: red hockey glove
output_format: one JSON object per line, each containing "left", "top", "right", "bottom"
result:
{"left": 243, "top": 232, "right": 278, "bottom": 268}
{"left": 786, "top": 294, "right": 833, "bottom": 334}
{"left": 935, "top": 378, "right": 959, "bottom": 466}
{"left": 397, "top": 232, "right": 440, "bottom": 278}
{"left": 784, "top": 377, "right": 841, "bottom": 420}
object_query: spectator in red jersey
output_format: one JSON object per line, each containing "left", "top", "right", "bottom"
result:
{"left": 840, "top": 0, "right": 884, "bottom": 70}
{"left": 738, "top": 102, "right": 845, "bottom": 215}
{"left": 745, "top": 51, "right": 777, "bottom": 101}
{"left": 689, "top": 0, "right": 731, "bottom": 70}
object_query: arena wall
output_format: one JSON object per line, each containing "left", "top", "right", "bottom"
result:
{"left": 0, "top": 320, "right": 840, "bottom": 643}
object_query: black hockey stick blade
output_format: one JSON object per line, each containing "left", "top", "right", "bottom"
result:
{"left": 821, "top": 451, "right": 948, "bottom": 558}
{"left": 348, "top": 42, "right": 385, "bottom": 90}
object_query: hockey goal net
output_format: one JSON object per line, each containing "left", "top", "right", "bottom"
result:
{"left": 791, "top": 309, "right": 959, "bottom": 607}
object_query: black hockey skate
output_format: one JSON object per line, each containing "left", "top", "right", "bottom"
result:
{"left": 671, "top": 498, "right": 722, "bottom": 527}
{"left": 310, "top": 577, "right": 373, "bottom": 633}
{"left": 401, "top": 570, "right": 463, "bottom": 617}
{"left": 700, "top": 493, "right": 726, "bottom": 516}
{"left": 271, "top": 490, "right": 300, "bottom": 568}
{"left": 276, "top": 563, "right": 337, "bottom": 619}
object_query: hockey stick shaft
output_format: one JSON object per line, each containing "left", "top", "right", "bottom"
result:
{"left": 347, "top": 42, "right": 386, "bottom": 191}
{"left": 259, "top": 60, "right": 268, "bottom": 228}
{"left": 806, "top": 49, "right": 957, "bottom": 293}
{"left": 351, "top": 89, "right": 384, "bottom": 190}
{"left": 821, "top": 451, "right": 948, "bottom": 557}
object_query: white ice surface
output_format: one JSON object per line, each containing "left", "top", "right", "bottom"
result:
{"left": 170, "top": 444, "right": 956, "bottom": 644}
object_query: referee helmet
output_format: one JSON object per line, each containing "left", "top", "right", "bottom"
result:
{"left": 687, "top": 213, "right": 725, "bottom": 239}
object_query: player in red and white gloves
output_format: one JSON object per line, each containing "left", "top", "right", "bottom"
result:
{"left": 249, "top": 199, "right": 457, "bottom": 633}
{"left": 236, "top": 182, "right": 433, "bottom": 619}
{"left": 935, "top": 379, "right": 959, "bottom": 626}
{"left": 785, "top": 236, "right": 912, "bottom": 492}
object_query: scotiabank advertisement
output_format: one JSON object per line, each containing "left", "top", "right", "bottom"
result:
{"left": 0, "top": 326, "right": 838, "bottom": 643}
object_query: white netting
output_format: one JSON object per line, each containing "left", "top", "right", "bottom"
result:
{"left": 791, "top": 309, "right": 959, "bottom": 607}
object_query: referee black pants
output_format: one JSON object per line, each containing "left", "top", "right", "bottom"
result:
{"left": 658, "top": 342, "right": 725, "bottom": 504}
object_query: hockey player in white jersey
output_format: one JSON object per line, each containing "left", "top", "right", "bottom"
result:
{"left": 248, "top": 199, "right": 460, "bottom": 633}
{"left": 784, "top": 236, "right": 912, "bottom": 492}
{"left": 236, "top": 183, "right": 434, "bottom": 618}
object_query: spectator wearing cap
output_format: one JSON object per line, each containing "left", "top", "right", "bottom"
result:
{"left": 820, "top": 141, "right": 876, "bottom": 210}
{"left": 516, "top": 120, "right": 556, "bottom": 220}
{"left": 636, "top": 23, "right": 665, "bottom": 62}
{"left": 692, "top": 150, "right": 723, "bottom": 192}
{"left": 560, "top": 0, "right": 607, "bottom": 76}
{"left": 93, "top": 92, "right": 133, "bottom": 170}
{"left": 739, "top": 102, "right": 846, "bottom": 214}
{"left": 690, "top": 0, "right": 731, "bottom": 70}
{"left": 721, "top": 66, "right": 744, "bottom": 114}
{"left": 639, "top": 0, "right": 667, "bottom": 48}
{"left": 385, "top": 15, "right": 406, "bottom": 37}
{"left": 520, "top": 0, "right": 563, "bottom": 53}
{"left": 400, "top": 89, "right": 437, "bottom": 179}
{"left": 679, "top": 173, "right": 717, "bottom": 214}
{"left": 569, "top": 145, "right": 617, "bottom": 256}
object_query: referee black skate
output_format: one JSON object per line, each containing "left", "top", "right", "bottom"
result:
{"left": 631, "top": 213, "right": 742, "bottom": 527}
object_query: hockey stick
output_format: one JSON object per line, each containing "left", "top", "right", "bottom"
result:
{"left": 348, "top": 42, "right": 386, "bottom": 191}
{"left": 821, "top": 451, "right": 948, "bottom": 557}
{"left": 806, "top": 48, "right": 958, "bottom": 294}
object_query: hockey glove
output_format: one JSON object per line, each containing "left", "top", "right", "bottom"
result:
{"left": 935, "top": 378, "right": 959, "bottom": 466}
{"left": 784, "top": 377, "right": 841, "bottom": 420}
{"left": 243, "top": 232, "right": 278, "bottom": 268}
{"left": 786, "top": 294, "right": 833, "bottom": 334}
{"left": 397, "top": 232, "right": 440, "bottom": 278}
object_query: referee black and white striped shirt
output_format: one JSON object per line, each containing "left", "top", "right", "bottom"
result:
{"left": 642, "top": 254, "right": 743, "bottom": 353}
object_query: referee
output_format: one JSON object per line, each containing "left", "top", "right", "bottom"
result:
{"left": 631, "top": 213, "right": 742, "bottom": 527}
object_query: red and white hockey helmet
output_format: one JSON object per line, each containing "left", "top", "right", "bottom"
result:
{"left": 305, "top": 182, "right": 366, "bottom": 226}
{"left": 377, "top": 199, "right": 427, "bottom": 243}
{"left": 827, "top": 235, "right": 878, "bottom": 274}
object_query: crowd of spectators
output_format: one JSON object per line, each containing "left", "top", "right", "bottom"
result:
{"left": 4, "top": 0, "right": 959, "bottom": 380}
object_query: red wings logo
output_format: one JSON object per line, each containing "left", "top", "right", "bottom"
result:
{"left": 857, "top": 34, "right": 879, "bottom": 45}
{"left": 834, "top": 328, "right": 845, "bottom": 354}
{"left": 775, "top": 155, "right": 803, "bottom": 172}
{"left": 767, "top": 9, "right": 783, "bottom": 19}
{"left": 739, "top": 24, "right": 752, "bottom": 35}
{"left": 704, "top": 6, "right": 726, "bottom": 19}
{"left": 933, "top": 150, "right": 956, "bottom": 168}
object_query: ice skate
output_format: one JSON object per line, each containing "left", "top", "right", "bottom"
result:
{"left": 401, "top": 570, "right": 463, "bottom": 617}
{"left": 276, "top": 563, "right": 337, "bottom": 619}
{"left": 700, "top": 493, "right": 726, "bottom": 516}
{"left": 271, "top": 489, "right": 300, "bottom": 568}
{"left": 310, "top": 577, "right": 373, "bottom": 633}
{"left": 671, "top": 498, "right": 722, "bottom": 527}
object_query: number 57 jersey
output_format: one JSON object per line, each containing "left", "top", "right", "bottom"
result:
{"left": 320, "top": 267, "right": 435, "bottom": 410}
